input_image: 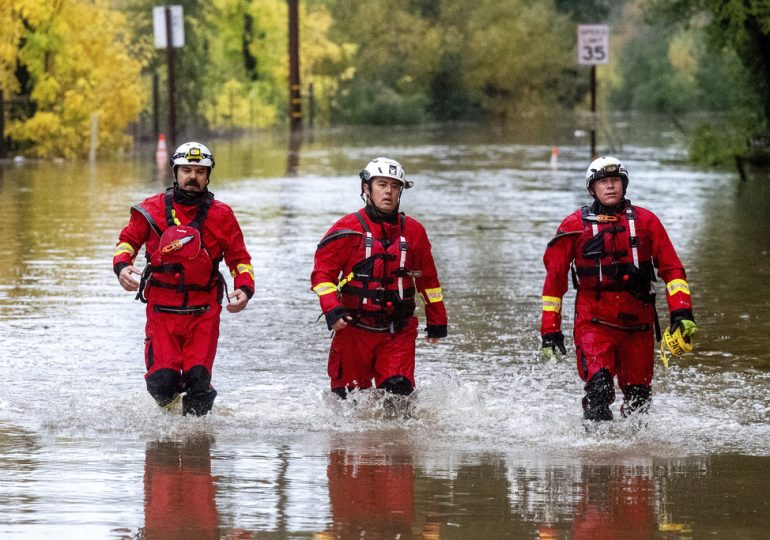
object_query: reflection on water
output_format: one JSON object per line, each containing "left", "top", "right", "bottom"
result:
{"left": 140, "top": 437, "right": 219, "bottom": 540}
{"left": 157, "top": 435, "right": 770, "bottom": 538}
{"left": 0, "top": 120, "right": 769, "bottom": 537}
{"left": 323, "top": 444, "right": 419, "bottom": 538}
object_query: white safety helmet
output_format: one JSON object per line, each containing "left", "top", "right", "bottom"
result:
{"left": 359, "top": 157, "right": 414, "bottom": 189}
{"left": 585, "top": 155, "right": 629, "bottom": 193}
{"left": 170, "top": 142, "right": 215, "bottom": 177}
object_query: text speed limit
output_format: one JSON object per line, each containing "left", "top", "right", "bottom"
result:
{"left": 577, "top": 25, "right": 610, "bottom": 65}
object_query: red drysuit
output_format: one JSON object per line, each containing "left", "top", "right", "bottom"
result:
{"left": 113, "top": 188, "right": 254, "bottom": 381}
{"left": 311, "top": 207, "right": 447, "bottom": 393}
{"left": 541, "top": 201, "right": 692, "bottom": 388}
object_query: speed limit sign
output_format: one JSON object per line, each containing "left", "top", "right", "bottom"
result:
{"left": 577, "top": 25, "right": 609, "bottom": 65}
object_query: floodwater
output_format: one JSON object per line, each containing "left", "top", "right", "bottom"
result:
{"left": 0, "top": 119, "right": 768, "bottom": 539}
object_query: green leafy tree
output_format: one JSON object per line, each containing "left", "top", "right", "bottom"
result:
{"left": 324, "top": 0, "right": 441, "bottom": 123}
{"left": 611, "top": 24, "right": 698, "bottom": 113}
{"left": 554, "top": 0, "right": 613, "bottom": 22}
{"left": 326, "top": 0, "right": 581, "bottom": 123}
{"left": 644, "top": 0, "right": 770, "bottom": 133}
{"left": 444, "top": 0, "right": 575, "bottom": 119}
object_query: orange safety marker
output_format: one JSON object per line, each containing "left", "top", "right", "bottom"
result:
{"left": 155, "top": 133, "right": 168, "bottom": 167}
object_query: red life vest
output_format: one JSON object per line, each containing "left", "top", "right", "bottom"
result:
{"left": 339, "top": 211, "right": 416, "bottom": 331}
{"left": 572, "top": 203, "right": 656, "bottom": 299}
{"left": 134, "top": 189, "right": 223, "bottom": 311}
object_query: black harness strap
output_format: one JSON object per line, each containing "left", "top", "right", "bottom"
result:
{"left": 131, "top": 204, "right": 163, "bottom": 237}
{"left": 188, "top": 192, "right": 214, "bottom": 231}
{"left": 548, "top": 230, "right": 581, "bottom": 248}
{"left": 163, "top": 189, "right": 175, "bottom": 226}
{"left": 354, "top": 210, "right": 371, "bottom": 234}
{"left": 164, "top": 188, "right": 214, "bottom": 231}
{"left": 341, "top": 285, "right": 416, "bottom": 302}
{"left": 353, "top": 211, "right": 374, "bottom": 312}
{"left": 317, "top": 229, "right": 363, "bottom": 249}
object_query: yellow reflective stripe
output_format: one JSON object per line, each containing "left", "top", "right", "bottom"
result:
{"left": 542, "top": 295, "right": 562, "bottom": 313}
{"left": 424, "top": 287, "right": 443, "bottom": 303}
{"left": 171, "top": 209, "right": 181, "bottom": 226}
{"left": 666, "top": 279, "right": 691, "bottom": 296}
{"left": 235, "top": 263, "right": 254, "bottom": 279}
{"left": 313, "top": 282, "right": 338, "bottom": 296}
{"left": 337, "top": 272, "right": 355, "bottom": 289}
{"left": 113, "top": 242, "right": 135, "bottom": 257}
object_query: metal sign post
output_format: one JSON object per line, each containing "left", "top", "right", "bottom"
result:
{"left": 153, "top": 5, "right": 184, "bottom": 149}
{"left": 288, "top": 0, "right": 302, "bottom": 132}
{"left": 577, "top": 25, "right": 609, "bottom": 159}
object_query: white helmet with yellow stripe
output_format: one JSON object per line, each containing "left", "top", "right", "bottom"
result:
{"left": 170, "top": 142, "right": 215, "bottom": 178}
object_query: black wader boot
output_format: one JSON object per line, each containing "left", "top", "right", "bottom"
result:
{"left": 146, "top": 368, "right": 183, "bottom": 407}
{"left": 621, "top": 384, "right": 651, "bottom": 417}
{"left": 582, "top": 368, "right": 614, "bottom": 421}
{"left": 182, "top": 365, "right": 217, "bottom": 416}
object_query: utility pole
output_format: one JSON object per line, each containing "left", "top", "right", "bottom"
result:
{"left": 288, "top": 0, "right": 302, "bottom": 132}
{"left": 152, "top": 70, "right": 159, "bottom": 141}
{"left": 0, "top": 91, "right": 6, "bottom": 158}
{"left": 153, "top": 6, "right": 184, "bottom": 148}
{"left": 164, "top": 6, "right": 177, "bottom": 147}
{"left": 590, "top": 65, "right": 597, "bottom": 159}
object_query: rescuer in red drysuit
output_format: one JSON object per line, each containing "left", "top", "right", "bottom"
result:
{"left": 114, "top": 142, "right": 254, "bottom": 416}
{"left": 540, "top": 156, "right": 696, "bottom": 421}
{"left": 311, "top": 157, "right": 447, "bottom": 398}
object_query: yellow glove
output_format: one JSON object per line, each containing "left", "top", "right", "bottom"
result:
{"left": 680, "top": 319, "right": 697, "bottom": 339}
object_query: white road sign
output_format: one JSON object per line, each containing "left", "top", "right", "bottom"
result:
{"left": 153, "top": 5, "right": 185, "bottom": 49}
{"left": 577, "top": 24, "right": 609, "bottom": 65}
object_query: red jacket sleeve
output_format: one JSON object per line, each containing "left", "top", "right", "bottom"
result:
{"left": 310, "top": 215, "right": 360, "bottom": 317}
{"left": 641, "top": 208, "right": 692, "bottom": 316}
{"left": 409, "top": 218, "right": 448, "bottom": 335}
{"left": 210, "top": 202, "right": 254, "bottom": 298}
{"left": 113, "top": 207, "right": 151, "bottom": 275}
{"left": 540, "top": 212, "right": 582, "bottom": 335}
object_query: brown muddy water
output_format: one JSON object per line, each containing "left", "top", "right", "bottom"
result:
{"left": 0, "top": 121, "right": 768, "bottom": 539}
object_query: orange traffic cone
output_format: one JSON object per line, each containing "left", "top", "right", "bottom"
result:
{"left": 550, "top": 146, "right": 558, "bottom": 170}
{"left": 156, "top": 133, "right": 168, "bottom": 168}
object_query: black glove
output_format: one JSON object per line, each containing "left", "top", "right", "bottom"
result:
{"left": 324, "top": 306, "right": 351, "bottom": 330}
{"left": 541, "top": 331, "right": 566, "bottom": 361}
{"left": 542, "top": 332, "right": 566, "bottom": 353}
{"left": 670, "top": 309, "right": 695, "bottom": 332}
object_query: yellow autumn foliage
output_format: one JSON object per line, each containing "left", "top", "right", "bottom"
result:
{"left": 0, "top": 0, "right": 51, "bottom": 93}
{"left": 5, "top": 0, "right": 145, "bottom": 158}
